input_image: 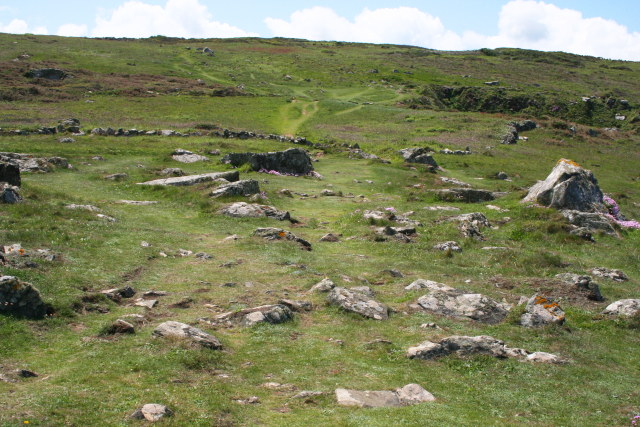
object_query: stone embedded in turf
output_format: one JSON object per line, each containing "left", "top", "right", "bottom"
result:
{"left": 0, "top": 276, "right": 54, "bottom": 319}
{"left": 335, "top": 383, "right": 435, "bottom": 408}
{"left": 130, "top": 404, "right": 173, "bottom": 422}
{"left": 153, "top": 321, "right": 222, "bottom": 349}
{"left": 210, "top": 179, "right": 260, "bottom": 198}
{"left": 416, "top": 285, "right": 511, "bottom": 324}
{"left": 602, "top": 299, "right": 640, "bottom": 317}
{"left": 221, "top": 202, "right": 291, "bottom": 221}
{"left": 327, "top": 287, "right": 389, "bottom": 320}
{"left": 520, "top": 294, "right": 566, "bottom": 327}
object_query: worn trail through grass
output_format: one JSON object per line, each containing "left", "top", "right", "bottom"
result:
{"left": 278, "top": 100, "right": 320, "bottom": 136}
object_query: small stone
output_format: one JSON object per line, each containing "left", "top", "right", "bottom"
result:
{"left": 104, "top": 319, "right": 135, "bottom": 335}
{"left": 279, "top": 299, "right": 313, "bottom": 312}
{"left": 433, "top": 241, "right": 462, "bottom": 252}
{"left": 140, "top": 241, "right": 151, "bottom": 247}
{"left": 319, "top": 233, "right": 340, "bottom": 242}
{"left": 153, "top": 321, "right": 222, "bottom": 349}
{"left": 134, "top": 299, "right": 158, "bottom": 308}
{"left": 104, "top": 173, "right": 128, "bottom": 180}
{"left": 292, "top": 391, "right": 324, "bottom": 399}
{"left": 130, "top": 404, "right": 173, "bottom": 422}
{"left": 310, "top": 278, "right": 335, "bottom": 292}
{"left": 602, "top": 299, "right": 640, "bottom": 317}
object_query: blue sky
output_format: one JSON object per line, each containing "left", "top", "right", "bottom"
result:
{"left": 1, "top": 1, "right": 639, "bottom": 60}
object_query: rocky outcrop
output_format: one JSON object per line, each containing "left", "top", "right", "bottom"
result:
{"left": 253, "top": 227, "right": 311, "bottom": 250}
{"left": 0, "top": 276, "right": 54, "bottom": 319}
{"left": 501, "top": 125, "right": 519, "bottom": 144}
{"left": 399, "top": 148, "right": 438, "bottom": 168}
{"left": 434, "top": 188, "right": 495, "bottom": 203}
{"left": 0, "top": 162, "right": 20, "bottom": 186}
{"left": 153, "top": 321, "right": 222, "bottom": 349}
{"left": 554, "top": 273, "right": 603, "bottom": 301}
{"left": 602, "top": 299, "right": 640, "bottom": 317}
{"left": 520, "top": 295, "right": 566, "bottom": 327}
{"left": 210, "top": 179, "right": 260, "bottom": 198}
{"left": 433, "top": 241, "right": 462, "bottom": 252}
{"left": 310, "top": 278, "right": 335, "bottom": 292}
{"left": 523, "top": 159, "right": 604, "bottom": 212}
{"left": 220, "top": 202, "right": 291, "bottom": 221}
{"left": 589, "top": 268, "right": 628, "bottom": 282}
{"left": 201, "top": 304, "right": 294, "bottom": 327}
{"left": 138, "top": 171, "right": 239, "bottom": 187}
{"left": 0, "top": 152, "right": 70, "bottom": 173}
{"left": 416, "top": 284, "right": 510, "bottom": 324}
{"left": 407, "top": 335, "right": 568, "bottom": 364}
{"left": 560, "top": 210, "right": 615, "bottom": 234}
{"left": 335, "top": 384, "right": 435, "bottom": 408}
{"left": 221, "top": 148, "right": 313, "bottom": 175}
{"left": 327, "top": 287, "right": 389, "bottom": 320}
{"left": 447, "top": 212, "right": 490, "bottom": 240}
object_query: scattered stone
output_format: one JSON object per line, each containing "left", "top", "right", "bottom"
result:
{"left": 222, "top": 148, "right": 314, "bottom": 175}
{"left": 327, "top": 287, "right": 389, "bottom": 320}
{"left": 481, "top": 246, "right": 508, "bottom": 250}
{"left": 104, "top": 173, "right": 128, "bottom": 180}
{"left": 321, "top": 189, "right": 337, "bottom": 196}
{"left": 59, "top": 137, "right": 75, "bottom": 143}
{"left": 210, "top": 179, "right": 260, "bottom": 198}
{"left": 510, "top": 120, "right": 537, "bottom": 132}
{"left": 104, "top": 319, "right": 135, "bottom": 335}
{"left": 407, "top": 335, "right": 567, "bottom": 364}
{"left": 560, "top": 210, "right": 615, "bottom": 234}
{"left": 97, "top": 214, "right": 116, "bottom": 222}
{"left": 278, "top": 188, "right": 294, "bottom": 197}
{"left": 310, "top": 278, "right": 335, "bottom": 292}
{"left": 523, "top": 159, "right": 604, "bottom": 212}
{"left": 602, "top": 299, "right": 640, "bottom": 317}
{"left": 501, "top": 125, "right": 519, "bottom": 145}
{"left": 222, "top": 234, "right": 240, "bottom": 242}
{"left": 496, "top": 171, "right": 509, "bottom": 180}
{"left": 383, "top": 269, "right": 404, "bottom": 278}
{"left": 434, "top": 188, "right": 495, "bottom": 203}
{"left": 279, "top": 299, "right": 313, "bottom": 312}
{"left": 520, "top": 295, "right": 566, "bottom": 327}
{"left": 0, "top": 276, "right": 54, "bottom": 319}
{"left": 153, "top": 321, "right": 222, "bottom": 349}
{"left": 554, "top": 273, "right": 604, "bottom": 301}
{"left": 235, "top": 396, "right": 260, "bottom": 405}
{"left": 0, "top": 152, "right": 70, "bottom": 173}
{"left": 399, "top": 148, "right": 438, "bottom": 168}
{"left": 195, "top": 252, "right": 213, "bottom": 260}
{"left": 138, "top": 171, "right": 239, "bottom": 187}
{"left": 172, "top": 149, "right": 209, "bottom": 163}
{"left": 220, "top": 202, "right": 291, "bottom": 221}
{"left": 100, "top": 286, "right": 136, "bottom": 301}
{"left": 335, "top": 383, "right": 435, "bottom": 408}
{"left": 416, "top": 283, "right": 510, "bottom": 324}
{"left": 589, "top": 268, "right": 628, "bottom": 282}
{"left": 253, "top": 227, "right": 311, "bottom": 250}
{"left": 202, "top": 304, "right": 294, "bottom": 327}
{"left": 143, "top": 291, "right": 168, "bottom": 297}
{"left": 440, "top": 177, "right": 470, "bottom": 187}
{"left": 350, "top": 286, "right": 375, "bottom": 297}
{"left": 433, "top": 241, "right": 462, "bottom": 252}
{"left": 130, "top": 404, "right": 173, "bottom": 422}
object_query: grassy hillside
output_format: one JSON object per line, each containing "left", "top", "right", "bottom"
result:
{"left": 0, "top": 34, "right": 639, "bottom": 426}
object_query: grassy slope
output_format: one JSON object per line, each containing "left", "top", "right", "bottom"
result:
{"left": 0, "top": 34, "right": 639, "bottom": 426}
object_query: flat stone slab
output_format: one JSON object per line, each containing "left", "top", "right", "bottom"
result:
{"left": 138, "top": 171, "right": 239, "bottom": 186}
{"left": 153, "top": 321, "right": 222, "bottom": 349}
{"left": 201, "top": 304, "right": 294, "bottom": 327}
{"left": 220, "top": 202, "right": 291, "bottom": 221}
{"left": 336, "top": 384, "right": 435, "bottom": 408}
{"left": 417, "top": 285, "right": 511, "bottom": 324}
{"left": 327, "top": 287, "right": 389, "bottom": 320}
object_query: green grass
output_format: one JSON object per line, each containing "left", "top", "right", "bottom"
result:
{"left": 0, "top": 34, "right": 639, "bottom": 426}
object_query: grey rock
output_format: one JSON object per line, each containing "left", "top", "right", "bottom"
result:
{"left": 0, "top": 152, "right": 69, "bottom": 173}
{"left": 153, "top": 321, "right": 222, "bottom": 349}
{"left": 510, "top": 120, "right": 537, "bottom": 132}
{"left": 321, "top": 189, "right": 337, "bottom": 196}
{"left": 134, "top": 299, "right": 158, "bottom": 309}
{"left": 104, "top": 173, "right": 127, "bottom": 180}
{"left": 279, "top": 299, "right": 312, "bottom": 312}
{"left": 404, "top": 279, "right": 450, "bottom": 292}
{"left": 523, "top": 160, "right": 604, "bottom": 212}
{"left": 159, "top": 167, "right": 185, "bottom": 176}
{"left": 395, "top": 383, "right": 437, "bottom": 405}
{"left": 138, "top": 171, "right": 239, "bottom": 187}
{"left": 172, "top": 149, "right": 209, "bottom": 163}
{"left": 221, "top": 148, "right": 314, "bottom": 175}
{"left": 130, "top": 404, "right": 173, "bottom": 422}
{"left": 210, "top": 179, "right": 260, "bottom": 198}
{"left": 496, "top": 171, "right": 509, "bottom": 180}
{"left": 65, "top": 204, "right": 101, "bottom": 212}
{"left": 440, "top": 177, "right": 470, "bottom": 187}
{"left": 417, "top": 286, "right": 510, "bottom": 324}
{"left": 310, "top": 278, "right": 335, "bottom": 292}
{"left": 0, "top": 184, "right": 22, "bottom": 204}
{"left": 292, "top": 391, "right": 324, "bottom": 399}
{"left": 327, "top": 287, "right": 389, "bottom": 320}
{"left": 407, "top": 335, "right": 567, "bottom": 364}
{"left": 561, "top": 210, "right": 614, "bottom": 234}
{"left": 589, "top": 267, "right": 628, "bottom": 282}
{"left": 0, "top": 162, "right": 20, "bottom": 186}
{"left": 520, "top": 294, "right": 566, "bottom": 327}
{"left": 220, "top": 202, "right": 291, "bottom": 221}
{"left": 501, "top": 125, "right": 519, "bottom": 144}
{"left": 319, "top": 233, "right": 340, "bottom": 242}
{"left": 335, "top": 389, "right": 401, "bottom": 408}
{"left": 434, "top": 188, "right": 495, "bottom": 203}
{"left": 116, "top": 200, "right": 158, "bottom": 205}
{"left": 398, "top": 148, "right": 438, "bottom": 168}
{"left": 0, "top": 276, "right": 53, "bottom": 319}
{"left": 253, "top": 227, "right": 311, "bottom": 250}
{"left": 350, "top": 286, "right": 374, "bottom": 297}
{"left": 602, "top": 299, "right": 640, "bottom": 317}
{"left": 433, "top": 241, "right": 462, "bottom": 252}
{"left": 202, "top": 304, "right": 293, "bottom": 327}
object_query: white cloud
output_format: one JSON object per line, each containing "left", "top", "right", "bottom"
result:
{"left": 266, "top": 2, "right": 640, "bottom": 60}
{"left": 57, "top": 23, "right": 89, "bottom": 37}
{"left": 265, "top": 6, "right": 464, "bottom": 50}
{"left": 91, "top": 0, "right": 257, "bottom": 38}
{"left": 0, "top": 19, "right": 47, "bottom": 35}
